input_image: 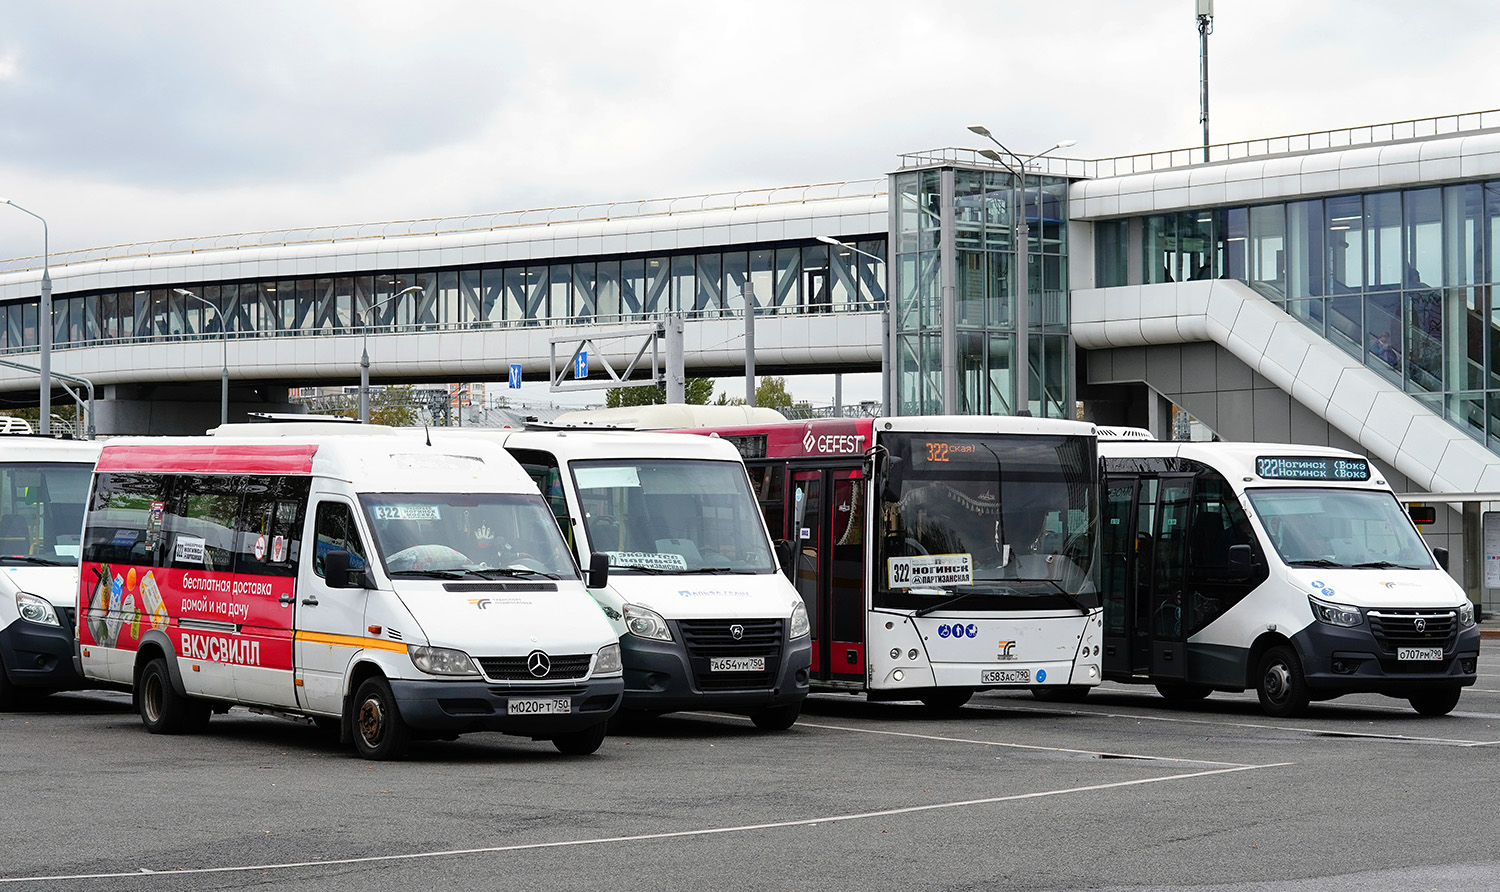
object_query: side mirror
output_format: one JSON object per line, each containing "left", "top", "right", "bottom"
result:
{"left": 881, "top": 455, "right": 905, "bottom": 503}
{"left": 1433, "top": 546, "right": 1450, "bottom": 572}
{"left": 1227, "top": 543, "right": 1252, "bottom": 577}
{"left": 587, "top": 552, "right": 610, "bottom": 589}
{"left": 324, "top": 549, "right": 365, "bottom": 589}
{"left": 773, "top": 539, "right": 794, "bottom": 571}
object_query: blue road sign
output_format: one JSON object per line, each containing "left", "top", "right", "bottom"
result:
{"left": 575, "top": 351, "right": 588, "bottom": 379}
{"left": 508, "top": 363, "right": 522, "bottom": 389}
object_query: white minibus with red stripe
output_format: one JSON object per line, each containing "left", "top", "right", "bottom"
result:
{"left": 75, "top": 433, "right": 624, "bottom": 758}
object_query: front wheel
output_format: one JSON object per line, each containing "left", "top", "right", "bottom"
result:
{"left": 1408, "top": 688, "right": 1462, "bottom": 716}
{"left": 139, "top": 657, "right": 210, "bottom": 734}
{"left": 1256, "top": 645, "right": 1310, "bottom": 718}
{"left": 1032, "top": 685, "right": 1091, "bottom": 703}
{"left": 352, "top": 676, "right": 410, "bottom": 760}
{"left": 919, "top": 688, "right": 973, "bottom": 712}
{"left": 552, "top": 721, "right": 608, "bottom": 755}
{"left": 749, "top": 703, "right": 801, "bottom": 731}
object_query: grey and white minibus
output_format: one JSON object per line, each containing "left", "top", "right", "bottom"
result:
{"left": 1097, "top": 439, "right": 1479, "bottom": 716}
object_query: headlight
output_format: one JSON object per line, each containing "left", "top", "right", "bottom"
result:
{"left": 594, "top": 643, "right": 623, "bottom": 675}
{"left": 1309, "top": 596, "right": 1362, "bottom": 628}
{"left": 16, "top": 592, "right": 59, "bottom": 627}
{"left": 408, "top": 645, "right": 479, "bottom": 676}
{"left": 788, "top": 601, "right": 810, "bottom": 639}
{"left": 623, "top": 604, "right": 672, "bottom": 641}
{"left": 1459, "top": 601, "right": 1476, "bottom": 629}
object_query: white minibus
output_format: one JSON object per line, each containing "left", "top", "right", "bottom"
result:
{"left": 76, "top": 432, "right": 624, "bottom": 758}
{"left": 1098, "top": 439, "right": 1479, "bottom": 716}
{"left": 443, "top": 428, "right": 812, "bottom": 730}
{"left": 0, "top": 435, "right": 100, "bottom": 708}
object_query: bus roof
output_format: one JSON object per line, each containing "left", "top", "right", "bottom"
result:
{"left": 550, "top": 404, "right": 789, "bottom": 430}
{"left": 0, "top": 435, "right": 102, "bottom": 463}
{"left": 430, "top": 427, "right": 747, "bottom": 463}
{"left": 96, "top": 434, "right": 535, "bottom": 494}
{"left": 1099, "top": 440, "right": 1390, "bottom": 490}
{"left": 687, "top": 415, "right": 1098, "bottom": 460}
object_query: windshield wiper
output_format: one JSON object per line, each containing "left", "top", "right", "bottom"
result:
{"left": 915, "top": 581, "right": 1091, "bottom": 617}
{"left": 913, "top": 589, "right": 990, "bottom": 617}
{"left": 610, "top": 563, "right": 668, "bottom": 574}
{"left": 0, "top": 555, "right": 70, "bottom": 566}
{"left": 1034, "top": 578, "right": 1093, "bottom": 615}
{"left": 1352, "top": 560, "right": 1427, "bottom": 570}
{"left": 472, "top": 567, "right": 562, "bottom": 580}
{"left": 1286, "top": 558, "right": 1346, "bottom": 568}
{"left": 388, "top": 568, "right": 473, "bottom": 579}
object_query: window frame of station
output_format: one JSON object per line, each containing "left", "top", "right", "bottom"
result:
{"left": 0, "top": 238, "right": 890, "bottom": 352}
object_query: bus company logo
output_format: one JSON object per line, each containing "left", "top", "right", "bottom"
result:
{"left": 469, "top": 598, "right": 493, "bottom": 610}
{"left": 938, "top": 623, "right": 978, "bottom": 639}
{"left": 997, "top": 640, "right": 1018, "bottom": 660}
{"left": 801, "top": 430, "right": 863, "bottom": 455}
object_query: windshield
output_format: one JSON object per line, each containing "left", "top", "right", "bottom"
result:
{"left": 361, "top": 492, "right": 579, "bottom": 580}
{"left": 572, "top": 458, "right": 775, "bottom": 574}
{"left": 1245, "top": 488, "right": 1436, "bottom": 570}
{"left": 0, "top": 461, "right": 93, "bottom": 565}
{"left": 875, "top": 433, "right": 1097, "bottom": 611}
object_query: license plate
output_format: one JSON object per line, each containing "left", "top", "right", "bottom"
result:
{"left": 1398, "top": 647, "right": 1443, "bottom": 661}
{"left": 710, "top": 657, "right": 765, "bottom": 672}
{"left": 508, "top": 697, "right": 572, "bottom": 715}
{"left": 982, "top": 668, "right": 1031, "bottom": 684}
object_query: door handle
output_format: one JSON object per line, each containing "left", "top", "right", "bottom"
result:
{"left": 301, "top": 595, "right": 320, "bottom": 607}
{"left": 279, "top": 594, "right": 295, "bottom": 606}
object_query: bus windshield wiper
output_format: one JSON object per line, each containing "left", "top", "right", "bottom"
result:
{"left": 0, "top": 555, "right": 70, "bottom": 566}
{"left": 388, "top": 568, "right": 473, "bottom": 579}
{"left": 1352, "top": 560, "right": 1426, "bottom": 570}
{"left": 1286, "top": 558, "right": 1346, "bottom": 568}
{"left": 474, "top": 567, "right": 562, "bottom": 580}
{"left": 1033, "top": 579, "right": 1093, "bottom": 615}
{"left": 914, "top": 589, "right": 990, "bottom": 617}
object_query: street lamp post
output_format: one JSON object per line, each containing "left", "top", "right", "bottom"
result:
{"left": 359, "top": 285, "right": 424, "bottom": 424}
{"left": 1, "top": 199, "right": 51, "bottom": 434}
{"left": 966, "top": 129, "right": 1076, "bottom": 417}
{"left": 173, "top": 289, "right": 229, "bottom": 426}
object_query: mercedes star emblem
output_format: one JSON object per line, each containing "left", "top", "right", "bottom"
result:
{"left": 527, "top": 650, "right": 552, "bottom": 678}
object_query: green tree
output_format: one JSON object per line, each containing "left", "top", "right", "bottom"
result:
{"left": 313, "top": 384, "right": 421, "bottom": 426}
{"left": 715, "top": 376, "right": 797, "bottom": 413}
{"left": 605, "top": 378, "right": 713, "bottom": 407}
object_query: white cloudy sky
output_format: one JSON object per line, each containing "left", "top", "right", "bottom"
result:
{"left": 1, "top": 0, "right": 1495, "bottom": 405}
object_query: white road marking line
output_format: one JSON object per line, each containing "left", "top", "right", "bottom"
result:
{"left": 0, "top": 763, "right": 1289, "bottom": 885}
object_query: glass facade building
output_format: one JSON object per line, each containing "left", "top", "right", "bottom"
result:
{"left": 1096, "top": 180, "right": 1500, "bottom": 450}
{"left": 892, "top": 164, "right": 1070, "bottom": 418}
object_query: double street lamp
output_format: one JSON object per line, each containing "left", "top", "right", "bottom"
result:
{"left": 359, "top": 285, "right": 424, "bottom": 423}
{"left": 1, "top": 198, "right": 52, "bottom": 434}
{"left": 172, "top": 289, "right": 229, "bottom": 426}
{"left": 965, "top": 128, "right": 1076, "bottom": 417}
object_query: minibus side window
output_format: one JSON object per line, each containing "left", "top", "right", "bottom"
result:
{"left": 166, "top": 475, "right": 239, "bottom": 573}
{"left": 1184, "top": 472, "right": 1267, "bottom": 635}
{"left": 313, "top": 502, "right": 367, "bottom": 576}
{"left": 82, "top": 472, "right": 168, "bottom": 567}
{"left": 506, "top": 448, "right": 574, "bottom": 556}
{"left": 238, "top": 476, "right": 311, "bottom": 578}
{"left": 747, "top": 463, "right": 785, "bottom": 542}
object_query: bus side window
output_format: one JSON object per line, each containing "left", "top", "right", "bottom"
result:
{"left": 313, "top": 502, "right": 367, "bottom": 577}
{"left": 507, "top": 448, "right": 574, "bottom": 557}
{"left": 747, "top": 464, "right": 785, "bottom": 542}
{"left": 166, "top": 475, "right": 239, "bottom": 573}
{"left": 1185, "top": 472, "right": 1265, "bottom": 634}
{"left": 238, "top": 476, "right": 310, "bottom": 578}
{"left": 82, "top": 471, "right": 168, "bottom": 567}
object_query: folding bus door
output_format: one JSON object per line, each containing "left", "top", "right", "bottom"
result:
{"left": 789, "top": 467, "right": 866, "bottom": 684}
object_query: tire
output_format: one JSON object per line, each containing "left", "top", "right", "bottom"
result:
{"left": 351, "top": 676, "right": 410, "bottom": 760}
{"left": 1408, "top": 688, "right": 1462, "bottom": 717}
{"left": 1155, "top": 683, "right": 1213, "bottom": 704}
{"left": 919, "top": 688, "right": 973, "bottom": 712}
{"left": 1256, "top": 645, "right": 1310, "bottom": 718}
{"left": 1032, "top": 685, "right": 1092, "bottom": 703}
{"left": 552, "top": 721, "right": 608, "bottom": 755}
{"left": 749, "top": 703, "right": 801, "bottom": 731}
{"left": 139, "top": 657, "right": 210, "bottom": 734}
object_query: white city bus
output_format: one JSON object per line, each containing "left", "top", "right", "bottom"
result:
{"left": 0, "top": 435, "right": 101, "bottom": 708}
{"left": 1097, "top": 439, "right": 1480, "bottom": 716}
{"left": 689, "top": 414, "right": 1103, "bottom": 710}
{"left": 443, "top": 427, "right": 812, "bottom": 730}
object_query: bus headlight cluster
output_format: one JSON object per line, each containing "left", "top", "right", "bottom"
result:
{"left": 789, "top": 602, "right": 810, "bottom": 640}
{"left": 1309, "top": 596, "right": 1362, "bottom": 628}
{"left": 408, "top": 645, "right": 479, "bottom": 677}
{"left": 624, "top": 604, "right": 672, "bottom": 641}
{"left": 594, "top": 643, "right": 623, "bottom": 675}
{"left": 16, "top": 592, "right": 59, "bottom": 627}
{"left": 1459, "top": 601, "right": 1476, "bottom": 629}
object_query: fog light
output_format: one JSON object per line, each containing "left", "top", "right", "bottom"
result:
{"left": 1462, "top": 657, "right": 1477, "bottom": 674}
{"left": 892, "top": 669, "right": 905, "bottom": 682}
{"left": 907, "top": 648, "right": 919, "bottom": 660}
{"left": 1331, "top": 659, "right": 1360, "bottom": 675}
{"left": 1088, "top": 664, "right": 1099, "bottom": 678}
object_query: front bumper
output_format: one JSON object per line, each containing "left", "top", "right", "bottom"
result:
{"left": 388, "top": 675, "right": 623, "bottom": 737}
{"left": 620, "top": 633, "right": 811, "bottom": 714}
{"left": 1293, "top": 622, "right": 1480, "bottom": 696}
{"left": 0, "top": 618, "right": 86, "bottom": 692}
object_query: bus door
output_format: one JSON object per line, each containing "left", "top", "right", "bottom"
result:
{"left": 1101, "top": 473, "right": 1191, "bottom": 682}
{"left": 789, "top": 467, "right": 866, "bottom": 684}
